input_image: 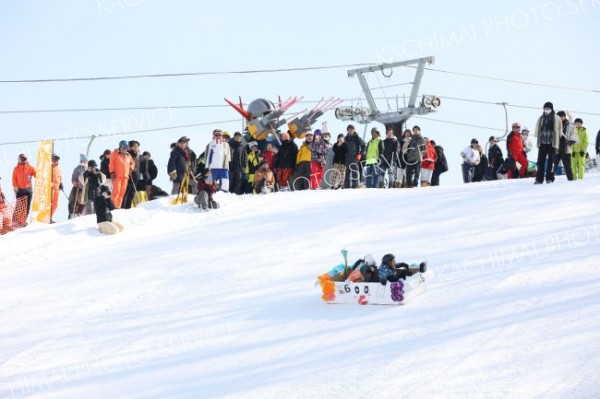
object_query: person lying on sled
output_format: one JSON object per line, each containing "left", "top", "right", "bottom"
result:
{"left": 378, "top": 254, "right": 427, "bottom": 285}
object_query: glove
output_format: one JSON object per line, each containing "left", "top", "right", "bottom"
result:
{"left": 572, "top": 153, "right": 576, "bottom": 158}
{"left": 356, "top": 153, "right": 362, "bottom": 161}
{"left": 59, "top": 183, "right": 64, "bottom": 190}
{"left": 110, "top": 172, "right": 116, "bottom": 179}
{"left": 580, "top": 151, "right": 585, "bottom": 157}
{"left": 567, "top": 140, "right": 576, "bottom": 146}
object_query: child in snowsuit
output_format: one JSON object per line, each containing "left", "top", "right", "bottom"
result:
{"left": 378, "top": 254, "right": 427, "bottom": 284}
{"left": 94, "top": 186, "right": 124, "bottom": 235}
{"left": 195, "top": 169, "right": 220, "bottom": 211}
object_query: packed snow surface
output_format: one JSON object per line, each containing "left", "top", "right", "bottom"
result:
{"left": 1, "top": 176, "right": 599, "bottom": 398}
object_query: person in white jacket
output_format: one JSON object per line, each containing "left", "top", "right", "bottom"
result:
{"left": 521, "top": 127, "right": 534, "bottom": 154}
{"left": 205, "top": 129, "right": 232, "bottom": 192}
{"left": 460, "top": 138, "right": 481, "bottom": 183}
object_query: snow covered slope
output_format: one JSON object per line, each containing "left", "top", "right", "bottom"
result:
{"left": 1, "top": 176, "right": 599, "bottom": 399}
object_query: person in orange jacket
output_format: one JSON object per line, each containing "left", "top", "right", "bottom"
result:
{"left": 51, "top": 154, "right": 63, "bottom": 220}
{"left": 12, "top": 154, "right": 36, "bottom": 226}
{"left": 109, "top": 140, "right": 135, "bottom": 208}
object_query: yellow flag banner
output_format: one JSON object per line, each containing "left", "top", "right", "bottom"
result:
{"left": 31, "top": 140, "right": 54, "bottom": 224}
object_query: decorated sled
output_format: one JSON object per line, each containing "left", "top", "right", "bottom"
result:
{"left": 318, "top": 274, "right": 427, "bottom": 305}
{"left": 317, "top": 250, "right": 428, "bottom": 305}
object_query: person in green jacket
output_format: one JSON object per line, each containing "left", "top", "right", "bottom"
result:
{"left": 365, "top": 127, "right": 384, "bottom": 188}
{"left": 571, "top": 118, "right": 589, "bottom": 180}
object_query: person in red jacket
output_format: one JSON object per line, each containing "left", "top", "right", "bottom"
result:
{"left": 262, "top": 143, "right": 276, "bottom": 171}
{"left": 420, "top": 138, "right": 438, "bottom": 186}
{"left": 507, "top": 123, "right": 527, "bottom": 178}
{"left": 12, "top": 154, "right": 36, "bottom": 226}
{"left": 109, "top": 140, "right": 135, "bottom": 208}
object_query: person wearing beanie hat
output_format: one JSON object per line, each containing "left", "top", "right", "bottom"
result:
{"left": 310, "top": 129, "right": 328, "bottom": 189}
{"left": 108, "top": 140, "right": 135, "bottom": 208}
{"left": 67, "top": 154, "right": 91, "bottom": 218}
{"left": 11, "top": 154, "right": 37, "bottom": 227}
{"left": 460, "top": 137, "right": 481, "bottom": 183}
{"left": 82, "top": 158, "right": 106, "bottom": 215}
{"left": 571, "top": 118, "right": 589, "bottom": 180}
{"left": 344, "top": 124, "right": 365, "bottom": 188}
{"left": 520, "top": 126, "right": 534, "bottom": 154}
{"left": 94, "top": 185, "right": 124, "bottom": 235}
{"left": 365, "top": 127, "right": 384, "bottom": 188}
{"left": 534, "top": 101, "right": 561, "bottom": 184}
{"left": 377, "top": 254, "right": 411, "bottom": 284}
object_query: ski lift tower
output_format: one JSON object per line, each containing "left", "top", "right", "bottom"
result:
{"left": 335, "top": 56, "right": 441, "bottom": 137}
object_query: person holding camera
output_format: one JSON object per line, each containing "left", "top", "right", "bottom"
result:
{"left": 82, "top": 159, "right": 106, "bottom": 214}
{"left": 94, "top": 185, "right": 124, "bottom": 235}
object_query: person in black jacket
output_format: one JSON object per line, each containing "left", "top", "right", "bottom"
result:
{"left": 430, "top": 140, "right": 448, "bottom": 186}
{"left": 228, "top": 132, "right": 248, "bottom": 195}
{"left": 82, "top": 160, "right": 105, "bottom": 214}
{"left": 331, "top": 134, "right": 347, "bottom": 189}
{"left": 94, "top": 186, "right": 124, "bottom": 235}
{"left": 168, "top": 136, "right": 191, "bottom": 195}
{"left": 595, "top": 129, "right": 599, "bottom": 156}
{"left": 487, "top": 136, "right": 504, "bottom": 180}
{"left": 99, "top": 149, "right": 112, "bottom": 188}
{"left": 344, "top": 125, "right": 365, "bottom": 188}
{"left": 381, "top": 128, "right": 400, "bottom": 188}
{"left": 273, "top": 131, "right": 298, "bottom": 191}
{"left": 122, "top": 140, "right": 141, "bottom": 209}
{"left": 139, "top": 151, "right": 159, "bottom": 199}
{"left": 472, "top": 144, "right": 488, "bottom": 182}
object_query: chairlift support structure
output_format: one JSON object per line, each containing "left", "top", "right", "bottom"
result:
{"left": 335, "top": 56, "right": 441, "bottom": 135}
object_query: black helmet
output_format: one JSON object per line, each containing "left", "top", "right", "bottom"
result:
{"left": 382, "top": 254, "right": 395, "bottom": 266}
{"left": 88, "top": 160, "right": 97, "bottom": 168}
{"left": 100, "top": 185, "right": 111, "bottom": 196}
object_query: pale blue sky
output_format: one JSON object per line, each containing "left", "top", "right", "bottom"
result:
{"left": 1, "top": 0, "right": 598, "bottom": 220}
